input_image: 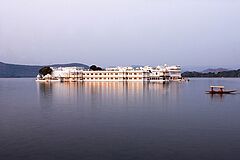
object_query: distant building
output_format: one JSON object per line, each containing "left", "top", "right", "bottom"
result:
{"left": 165, "top": 65, "right": 182, "bottom": 80}
{"left": 37, "top": 65, "right": 182, "bottom": 82}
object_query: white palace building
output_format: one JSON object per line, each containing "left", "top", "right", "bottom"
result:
{"left": 36, "top": 65, "right": 183, "bottom": 82}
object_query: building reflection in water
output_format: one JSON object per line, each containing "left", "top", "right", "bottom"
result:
{"left": 37, "top": 81, "right": 182, "bottom": 110}
{"left": 37, "top": 82, "right": 54, "bottom": 109}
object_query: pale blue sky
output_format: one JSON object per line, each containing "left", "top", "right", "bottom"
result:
{"left": 0, "top": 0, "right": 239, "bottom": 67}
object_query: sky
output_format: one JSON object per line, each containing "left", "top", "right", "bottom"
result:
{"left": 0, "top": 0, "right": 240, "bottom": 68}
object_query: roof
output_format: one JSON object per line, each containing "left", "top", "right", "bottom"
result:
{"left": 210, "top": 86, "right": 224, "bottom": 88}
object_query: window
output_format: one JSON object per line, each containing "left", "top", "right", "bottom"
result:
{"left": 91, "top": 73, "right": 93, "bottom": 75}
{"left": 134, "top": 78, "right": 137, "bottom": 79}
{"left": 134, "top": 73, "right": 137, "bottom": 75}
{"left": 115, "top": 73, "right": 118, "bottom": 75}
{"left": 115, "top": 78, "right": 118, "bottom": 80}
{"left": 95, "top": 73, "right": 98, "bottom": 75}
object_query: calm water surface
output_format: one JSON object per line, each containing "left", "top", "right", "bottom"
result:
{"left": 0, "top": 78, "right": 240, "bottom": 160}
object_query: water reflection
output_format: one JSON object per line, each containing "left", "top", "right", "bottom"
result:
{"left": 2, "top": 78, "right": 240, "bottom": 160}
{"left": 37, "top": 82, "right": 53, "bottom": 108}
{"left": 36, "top": 82, "right": 184, "bottom": 109}
{"left": 207, "top": 94, "right": 226, "bottom": 105}
{"left": 208, "top": 93, "right": 239, "bottom": 103}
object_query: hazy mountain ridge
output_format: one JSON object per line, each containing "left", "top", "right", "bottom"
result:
{"left": 1, "top": 62, "right": 239, "bottom": 78}
{"left": 0, "top": 62, "right": 89, "bottom": 78}
{"left": 202, "top": 68, "right": 229, "bottom": 73}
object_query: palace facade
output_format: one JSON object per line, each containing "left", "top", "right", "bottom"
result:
{"left": 36, "top": 65, "right": 182, "bottom": 82}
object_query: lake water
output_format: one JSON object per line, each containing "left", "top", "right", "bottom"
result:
{"left": 0, "top": 78, "right": 240, "bottom": 160}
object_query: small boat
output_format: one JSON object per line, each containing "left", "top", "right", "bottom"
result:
{"left": 206, "top": 86, "right": 237, "bottom": 94}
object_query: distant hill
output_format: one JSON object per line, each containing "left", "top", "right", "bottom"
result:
{"left": 0, "top": 62, "right": 89, "bottom": 78}
{"left": 202, "top": 68, "right": 228, "bottom": 73}
{"left": 50, "top": 63, "right": 89, "bottom": 68}
{"left": 131, "top": 65, "right": 144, "bottom": 68}
{"left": 182, "top": 69, "right": 240, "bottom": 78}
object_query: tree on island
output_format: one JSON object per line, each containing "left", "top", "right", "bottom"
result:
{"left": 39, "top": 66, "right": 53, "bottom": 76}
{"left": 90, "top": 65, "right": 102, "bottom": 71}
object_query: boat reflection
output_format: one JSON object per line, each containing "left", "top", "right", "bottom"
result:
{"left": 209, "top": 93, "right": 224, "bottom": 101}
